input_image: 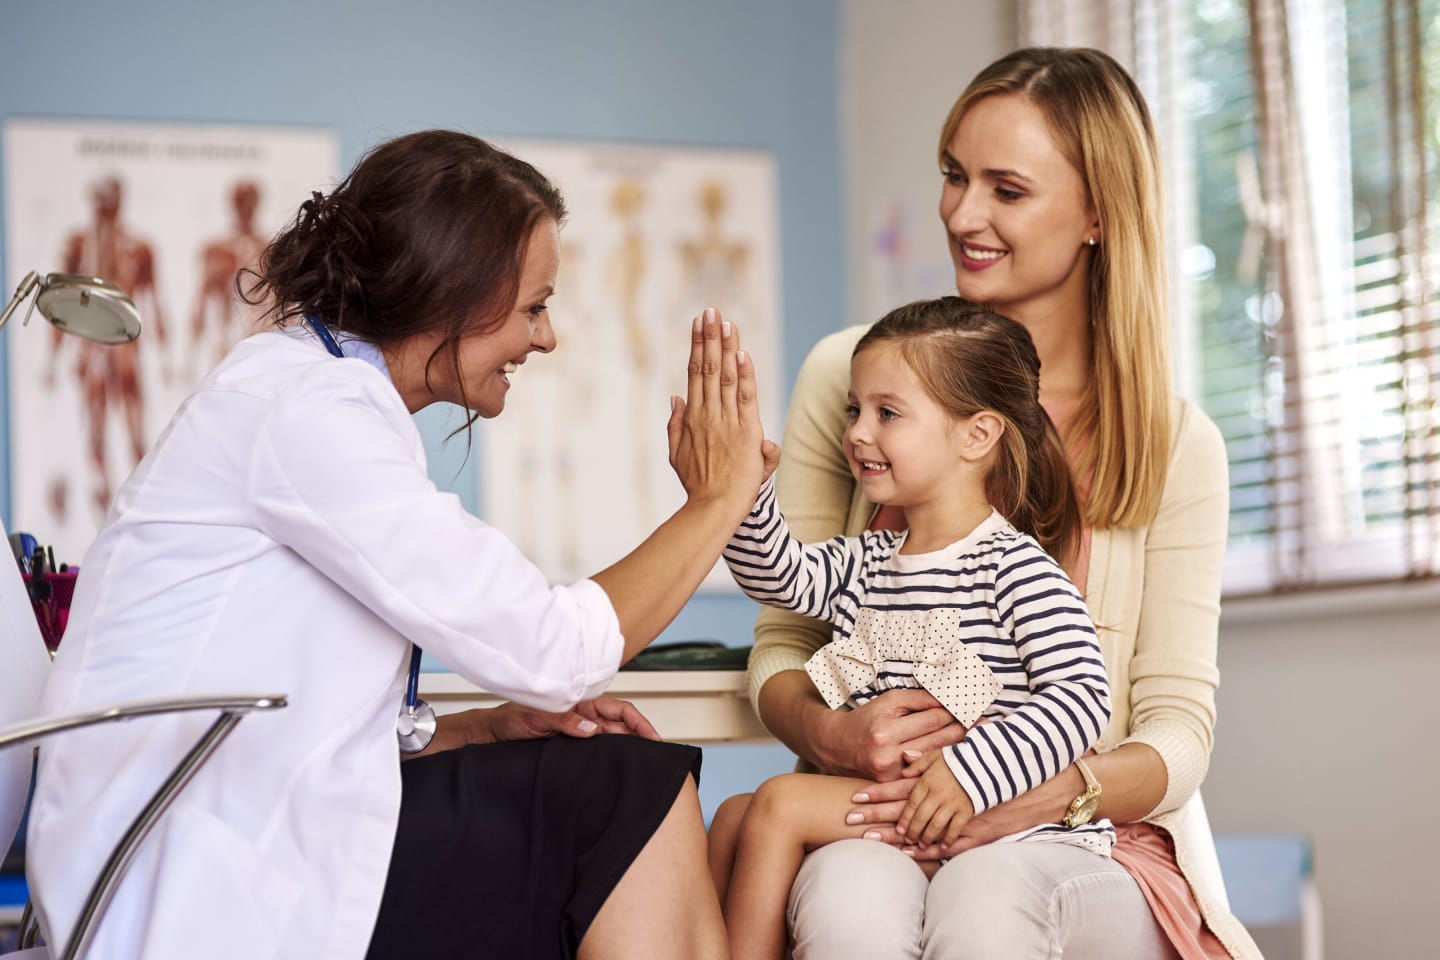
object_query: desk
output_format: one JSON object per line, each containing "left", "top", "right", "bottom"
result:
{"left": 0, "top": 672, "right": 776, "bottom": 930}
{"left": 419, "top": 669, "right": 774, "bottom": 744}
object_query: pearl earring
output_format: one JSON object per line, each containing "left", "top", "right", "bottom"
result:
{"left": 1085, "top": 236, "right": 1098, "bottom": 246}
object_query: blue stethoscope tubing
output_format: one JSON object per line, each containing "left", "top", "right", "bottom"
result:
{"left": 307, "top": 316, "right": 436, "bottom": 753}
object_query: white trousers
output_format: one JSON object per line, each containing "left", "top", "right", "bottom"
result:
{"left": 787, "top": 839, "right": 1179, "bottom": 960}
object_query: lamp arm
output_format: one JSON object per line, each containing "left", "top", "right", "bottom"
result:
{"left": 0, "top": 271, "right": 41, "bottom": 332}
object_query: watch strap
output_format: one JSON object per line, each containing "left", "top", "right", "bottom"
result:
{"left": 1061, "top": 757, "right": 1102, "bottom": 829}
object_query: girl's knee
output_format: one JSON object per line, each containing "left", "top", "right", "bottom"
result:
{"left": 743, "top": 773, "right": 810, "bottom": 832}
{"left": 710, "top": 792, "right": 753, "bottom": 835}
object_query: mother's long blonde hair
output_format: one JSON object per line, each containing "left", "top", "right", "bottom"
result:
{"left": 939, "top": 47, "right": 1172, "bottom": 529}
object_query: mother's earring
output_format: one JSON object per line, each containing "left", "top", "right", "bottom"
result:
{"left": 1085, "top": 236, "right": 1098, "bottom": 246}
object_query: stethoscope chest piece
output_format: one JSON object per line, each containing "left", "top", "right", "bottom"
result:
{"left": 396, "top": 643, "right": 434, "bottom": 753}
{"left": 397, "top": 698, "right": 437, "bottom": 754}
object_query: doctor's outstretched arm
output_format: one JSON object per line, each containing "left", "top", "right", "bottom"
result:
{"left": 591, "top": 307, "right": 778, "bottom": 663}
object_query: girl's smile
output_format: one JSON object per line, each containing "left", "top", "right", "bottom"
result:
{"left": 844, "top": 341, "right": 964, "bottom": 512}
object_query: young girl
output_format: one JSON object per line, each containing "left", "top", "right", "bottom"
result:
{"left": 710, "top": 296, "right": 1112, "bottom": 960}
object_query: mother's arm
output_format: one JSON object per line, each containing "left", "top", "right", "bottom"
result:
{"left": 851, "top": 402, "right": 1229, "bottom": 852}
{"left": 1105, "top": 401, "right": 1228, "bottom": 817}
{"left": 749, "top": 326, "right": 965, "bottom": 781}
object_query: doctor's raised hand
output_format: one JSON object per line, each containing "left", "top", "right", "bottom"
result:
{"left": 25, "top": 130, "right": 741, "bottom": 960}
{"left": 591, "top": 306, "right": 778, "bottom": 661}
{"left": 668, "top": 308, "right": 782, "bottom": 501}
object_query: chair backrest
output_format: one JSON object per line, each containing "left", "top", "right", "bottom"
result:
{"left": 1, "top": 518, "right": 52, "bottom": 859}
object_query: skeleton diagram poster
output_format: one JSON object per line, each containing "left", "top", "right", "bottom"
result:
{"left": 483, "top": 140, "right": 782, "bottom": 590}
{"left": 4, "top": 118, "right": 338, "bottom": 562}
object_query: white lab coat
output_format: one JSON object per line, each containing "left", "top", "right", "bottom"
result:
{"left": 28, "top": 328, "right": 625, "bottom": 959}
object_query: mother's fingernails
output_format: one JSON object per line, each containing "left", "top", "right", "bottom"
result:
{"left": 852, "top": 792, "right": 869, "bottom": 802}
{"left": 721, "top": 320, "right": 732, "bottom": 339}
{"left": 737, "top": 350, "right": 748, "bottom": 366}
{"left": 845, "top": 812, "right": 864, "bottom": 825}
{"left": 693, "top": 315, "right": 703, "bottom": 334}
{"left": 863, "top": 830, "right": 882, "bottom": 841}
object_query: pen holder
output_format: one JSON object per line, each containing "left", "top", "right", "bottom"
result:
{"left": 22, "top": 571, "right": 77, "bottom": 652}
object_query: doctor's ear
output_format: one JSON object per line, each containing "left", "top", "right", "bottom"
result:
{"left": 960, "top": 411, "right": 1005, "bottom": 462}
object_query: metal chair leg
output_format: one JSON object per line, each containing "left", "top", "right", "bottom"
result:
{"left": 58, "top": 711, "right": 244, "bottom": 960}
{"left": 17, "top": 899, "right": 40, "bottom": 949}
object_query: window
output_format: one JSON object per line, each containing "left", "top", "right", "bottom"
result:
{"left": 1023, "top": 0, "right": 1439, "bottom": 595}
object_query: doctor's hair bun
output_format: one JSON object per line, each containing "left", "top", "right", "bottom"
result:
{"left": 240, "top": 129, "right": 565, "bottom": 350}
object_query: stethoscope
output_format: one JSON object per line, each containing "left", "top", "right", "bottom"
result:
{"left": 307, "top": 315, "right": 436, "bottom": 754}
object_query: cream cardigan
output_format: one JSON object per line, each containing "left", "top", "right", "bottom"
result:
{"left": 748, "top": 325, "right": 1261, "bottom": 959}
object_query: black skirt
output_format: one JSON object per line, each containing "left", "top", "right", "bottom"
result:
{"left": 365, "top": 734, "right": 702, "bottom": 959}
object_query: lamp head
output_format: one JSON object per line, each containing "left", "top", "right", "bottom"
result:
{"left": 0, "top": 271, "right": 141, "bottom": 344}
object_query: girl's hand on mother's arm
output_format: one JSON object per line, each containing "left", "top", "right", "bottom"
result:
{"left": 846, "top": 753, "right": 1108, "bottom": 860}
{"left": 909, "top": 743, "right": 1169, "bottom": 858}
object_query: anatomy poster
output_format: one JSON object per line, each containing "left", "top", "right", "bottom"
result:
{"left": 4, "top": 118, "right": 338, "bottom": 562}
{"left": 483, "top": 140, "right": 782, "bottom": 590}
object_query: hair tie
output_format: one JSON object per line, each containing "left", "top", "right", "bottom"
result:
{"left": 301, "top": 190, "right": 329, "bottom": 232}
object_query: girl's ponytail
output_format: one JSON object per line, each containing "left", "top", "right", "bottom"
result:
{"left": 1017, "top": 415, "right": 1082, "bottom": 570}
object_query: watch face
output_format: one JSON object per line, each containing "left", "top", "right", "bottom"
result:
{"left": 1064, "top": 789, "right": 1101, "bottom": 828}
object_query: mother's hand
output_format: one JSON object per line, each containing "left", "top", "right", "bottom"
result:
{"left": 666, "top": 307, "right": 780, "bottom": 506}
{"left": 816, "top": 688, "right": 968, "bottom": 781}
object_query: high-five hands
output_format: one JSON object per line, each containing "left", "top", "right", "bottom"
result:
{"left": 666, "top": 307, "right": 780, "bottom": 506}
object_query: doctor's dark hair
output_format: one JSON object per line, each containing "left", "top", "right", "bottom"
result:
{"left": 854, "top": 297, "right": 1081, "bottom": 566}
{"left": 242, "top": 129, "right": 565, "bottom": 424}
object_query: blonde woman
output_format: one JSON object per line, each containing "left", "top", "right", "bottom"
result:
{"left": 746, "top": 48, "right": 1261, "bottom": 959}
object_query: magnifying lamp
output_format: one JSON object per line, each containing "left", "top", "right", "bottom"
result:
{"left": 0, "top": 271, "right": 142, "bottom": 344}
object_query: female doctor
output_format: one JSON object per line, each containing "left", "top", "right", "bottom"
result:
{"left": 26, "top": 130, "right": 772, "bottom": 960}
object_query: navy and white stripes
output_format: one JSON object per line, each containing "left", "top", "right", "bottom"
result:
{"left": 724, "top": 480, "right": 1115, "bottom": 854}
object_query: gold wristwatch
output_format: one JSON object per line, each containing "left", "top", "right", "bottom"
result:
{"left": 1061, "top": 757, "right": 1102, "bottom": 829}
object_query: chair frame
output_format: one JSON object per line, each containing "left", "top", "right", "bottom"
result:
{"left": 2, "top": 693, "right": 286, "bottom": 960}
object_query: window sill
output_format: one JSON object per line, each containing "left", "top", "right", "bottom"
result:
{"left": 1220, "top": 578, "right": 1440, "bottom": 627}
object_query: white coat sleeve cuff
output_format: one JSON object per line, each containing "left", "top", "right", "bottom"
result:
{"left": 569, "top": 578, "right": 626, "bottom": 702}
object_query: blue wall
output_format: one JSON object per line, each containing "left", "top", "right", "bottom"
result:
{"left": 0, "top": 0, "right": 840, "bottom": 811}
{"left": 0, "top": 0, "right": 845, "bottom": 641}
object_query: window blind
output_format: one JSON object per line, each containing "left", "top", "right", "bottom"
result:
{"left": 1021, "top": 0, "right": 1439, "bottom": 595}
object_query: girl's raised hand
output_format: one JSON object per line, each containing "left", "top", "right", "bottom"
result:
{"left": 666, "top": 307, "right": 779, "bottom": 507}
